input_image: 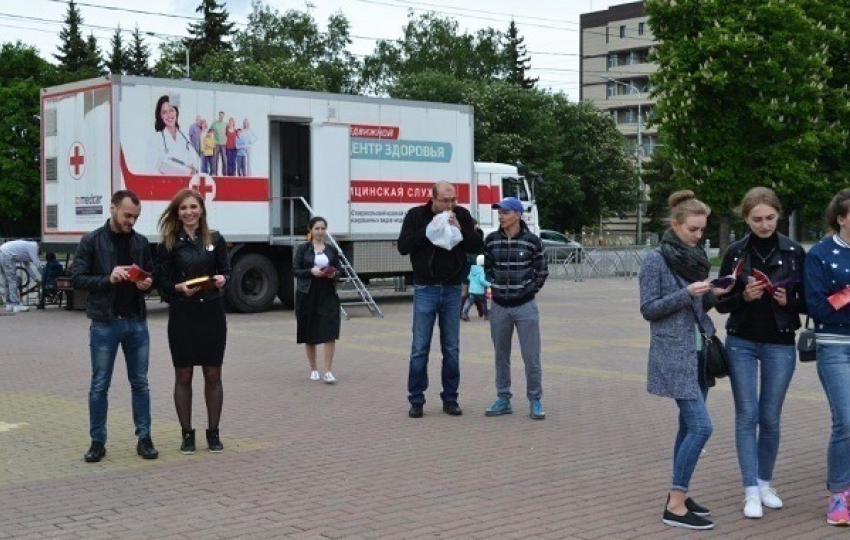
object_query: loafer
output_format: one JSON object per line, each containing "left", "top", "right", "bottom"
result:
{"left": 408, "top": 403, "right": 424, "bottom": 418}
{"left": 136, "top": 437, "right": 159, "bottom": 460}
{"left": 662, "top": 509, "right": 714, "bottom": 530}
{"left": 442, "top": 401, "right": 463, "bottom": 416}
{"left": 84, "top": 441, "right": 106, "bottom": 463}
{"left": 685, "top": 497, "right": 711, "bottom": 517}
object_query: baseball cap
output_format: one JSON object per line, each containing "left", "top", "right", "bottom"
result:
{"left": 491, "top": 197, "right": 523, "bottom": 213}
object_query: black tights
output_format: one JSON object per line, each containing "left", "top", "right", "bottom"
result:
{"left": 174, "top": 366, "right": 223, "bottom": 430}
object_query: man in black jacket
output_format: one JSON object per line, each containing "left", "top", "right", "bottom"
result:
{"left": 72, "top": 190, "right": 158, "bottom": 462}
{"left": 397, "top": 181, "right": 482, "bottom": 418}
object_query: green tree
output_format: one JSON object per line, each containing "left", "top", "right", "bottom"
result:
{"left": 54, "top": 0, "right": 87, "bottom": 72}
{"left": 186, "top": 0, "right": 235, "bottom": 68}
{"left": 126, "top": 26, "right": 152, "bottom": 76}
{"left": 83, "top": 33, "right": 103, "bottom": 75}
{"left": 361, "top": 12, "right": 510, "bottom": 95}
{"left": 505, "top": 20, "right": 537, "bottom": 89}
{"left": 0, "top": 42, "right": 61, "bottom": 237}
{"left": 646, "top": 0, "right": 831, "bottom": 246}
{"left": 107, "top": 26, "right": 130, "bottom": 75}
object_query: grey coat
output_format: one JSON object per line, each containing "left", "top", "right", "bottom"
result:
{"left": 639, "top": 249, "right": 718, "bottom": 400}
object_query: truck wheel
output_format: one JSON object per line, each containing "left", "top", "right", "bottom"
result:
{"left": 277, "top": 267, "right": 294, "bottom": 309}
{"left": 225, "top": 254, "right": 279, "bottom": 313}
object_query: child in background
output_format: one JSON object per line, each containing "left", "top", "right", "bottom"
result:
{"left": 462, "top": 254, "right": 490, "bottom": 321}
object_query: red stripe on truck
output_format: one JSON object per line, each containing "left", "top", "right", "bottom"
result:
{"left": 120, "top": 150, "right": 269, "bottom": 202}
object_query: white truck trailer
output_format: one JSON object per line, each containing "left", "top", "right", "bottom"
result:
{"left": 41, "top": 75, "right": 540, "bottom": 312}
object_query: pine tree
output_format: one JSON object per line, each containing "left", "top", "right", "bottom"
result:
{"left": 127, "top": 26, "right": 152, "bottom": 76}
{"left": 505, "top": 20, "right": 537, "bottom": 89}
{"left": 107, "top": 26, "right": 129, "bottom": 75}
{"left": 83, "top": 33, "right": 103, "bottom": 74}
{"left": 54, "top": 0, "right": 87, "bottom": 71}
{"left": 186, "top": 0, "right": 235, "bottom": 70}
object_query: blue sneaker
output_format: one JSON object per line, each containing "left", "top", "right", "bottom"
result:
{"left": 485, "top": 398, "right": 512, "bottom": 416}
{"left": 529, "top": 400, "right": 546, "bottom": 420}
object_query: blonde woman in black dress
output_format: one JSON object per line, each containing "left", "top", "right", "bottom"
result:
{"left": 157, "top": 189, "right": 230, "bottom": 454}
{"left": 293, "top": 217, "right": 341, "bottom": 384}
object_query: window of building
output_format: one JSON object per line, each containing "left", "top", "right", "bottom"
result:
{"left": 607, "top": 53, "right": 617, "bottom": 70}
{"left": 606, "top": 82, "right": 616, "bottom": 98}
{"left": 619, "top": 25, "right": 626, "bottom": 38}
{"left": 638, "top": 22, "right": 645, "bottom": 36}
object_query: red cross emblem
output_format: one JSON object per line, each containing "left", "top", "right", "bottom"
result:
{"left": 189, "top": 174, "right": 217, "bottom": 201}
{"left": 69, "top": 142, "right": 86, "bottom": 179}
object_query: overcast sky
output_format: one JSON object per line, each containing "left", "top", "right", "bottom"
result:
{"left": 1, "top": 0, "right": 624, "bottom": 100}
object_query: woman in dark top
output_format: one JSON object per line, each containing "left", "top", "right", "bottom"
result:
{"left": 293, "top": 217, "right": 341, "bottom": 384}
{"left": 156, "top": 189, "right": 230, "bottom": 454}
{"left": 716, "top": 187, "right": 805, "bottom": 519}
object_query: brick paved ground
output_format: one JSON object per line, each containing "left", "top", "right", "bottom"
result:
{"left": 0, "top": 278, "right": 843, "bottom": 538}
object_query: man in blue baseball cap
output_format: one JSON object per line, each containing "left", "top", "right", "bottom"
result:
{"left": 483, "top": 196, "right": 549, "bottom": 420}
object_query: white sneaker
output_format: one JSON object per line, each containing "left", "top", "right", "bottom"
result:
{"left": 323, "top": 372, "right": 336, "bottom": 384}
{"left": 309, "top": 370, "right": 320, "bottom": 381}
{"left": 760, "top": 487, "right": 783, "bottom": 509}
{"left": 744, "top": 496, "right": 763, "bottom": 519}
{"left": 12, "top": 305, "right": 29, "bottom": 313}
{"left": 4, "top": 305, "right": 14, "bottom": 313}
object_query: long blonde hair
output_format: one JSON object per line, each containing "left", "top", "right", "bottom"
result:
{"left": 157, "top": 189, "right": 212, "bottom": 251}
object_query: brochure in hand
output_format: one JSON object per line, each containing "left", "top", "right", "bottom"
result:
{"left": 127, "top": 264, "right": 151, "bottom": 283}
{"left": 185, "top": 276, "right": 215, "bottom": 292}
{"left": 828, "top": 288, "right": 850, "bottom": 311}
{"left": 320, "top": 265, "right": 337, "bottom": 278}
{"left": 751, "top": 269, "right": 799, "bottom": 297}
{"left": 711, "top": 258, "right": 744, "bottom": 288}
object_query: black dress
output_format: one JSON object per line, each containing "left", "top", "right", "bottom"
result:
{"left": 157, "top": 229, "right": 231, "bottom": 367}
{"left": 293, "top": 242, "right": 341, "bottom": 345}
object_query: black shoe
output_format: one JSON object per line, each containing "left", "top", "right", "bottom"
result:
{"left": 442, "top": 401, "right": 463, "bottom": 416}
{"left": 409, "top": 403, "right": 424, "bottom": 418}
{"left": 136, "top": 437, "right": 159, "bottom": 459}
{"left": 662, "top": 509, "right": 714, "bottom": 530}
{"left": 206, "top": 428, "right": 224, "bottom": 453}
{"left": 180, "top": 428, "right": 196, "bottom": 455}
{"left": 686, "top": 497, "right": 711, "bottom": 517}
{"left": 84, "top": 441, "right": 106, "bottom": 463}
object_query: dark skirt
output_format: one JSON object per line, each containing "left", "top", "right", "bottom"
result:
{"left": 167, "top": 297, "right": 227, "bottom": 367}
{"left": 296, "top": 279, "right": 341, "bottom": 345}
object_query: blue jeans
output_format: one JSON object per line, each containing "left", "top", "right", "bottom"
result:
{"left": 726, "top": 335, "right": 795, "bottom": 487}
{"left": 817, "top": 342, "right": 850, "bottom": 493}
{"left": 0, "top": 252, "right": 21, "bottom": 306}
{"left": 672, "top": 385, "right": 712, "bottom": 492}
{"left": 408, "top": 284, "right": 461, "bottom": 404}
{"left": 88, "top": 318, "right": 151, "bottom": 444}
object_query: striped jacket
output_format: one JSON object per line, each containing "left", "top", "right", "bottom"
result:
{"left": 484, "top": 221, "right": 548, "bottom": 307}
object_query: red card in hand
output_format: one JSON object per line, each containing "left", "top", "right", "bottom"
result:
{"left": 320, "top": 266, "right": 336, "bottom": 278}
{"left": 828, "top": 288, "right": 850, "bottom": 310}
{"left": 751, "top": 269, "right": 799, "bottom": 297}
{"left": 127, "top": 264, "right": 150, "bottom": 282}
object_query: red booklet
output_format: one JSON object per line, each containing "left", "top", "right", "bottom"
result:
{"left": 828, "top": 288, "right": 850, "bottom": 310}
{"left": 127, "top": 264, "right": 150, "bottom": 282}
{"left": 751, "top": 269, "right": 799, "bottom": 297}
{"left": 320, "top": 265, "right": 337, "bottom": 278}
{"left": 185, "top": 276, "right": 216, "bottom": 292}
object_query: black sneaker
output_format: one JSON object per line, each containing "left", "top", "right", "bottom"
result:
{"left": 686, "top": 497, "right": 711, "bottom": 517}
{"left": 136, "top": 437, "right": 159, "bottom": 460}
{"left": 442, "top": 401, "right": 463, "bottom": 416}
{"left": 206, "top": 428, "right": 224, "bottom": 453}
{"left": 84, "top": 441, "right": 106, "bottom": 463}
{"left": 180, "top": 429, "right": 196, "bottom": 455}
{"left": 409, "top": 403, "right": 424, "bottom": 418}
{"left": 662, "top": 509, "right": 714, "bottom": 530}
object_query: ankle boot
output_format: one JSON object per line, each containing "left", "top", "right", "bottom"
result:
{"left": 206, "top": 428, "right": 224, "bottom": 453}
{"left": 180, "top": 428, "right": 196, "bottom": 454}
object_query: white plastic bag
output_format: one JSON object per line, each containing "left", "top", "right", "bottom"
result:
{"left": 426, "top": 211, "right": 463, "bottom": 250}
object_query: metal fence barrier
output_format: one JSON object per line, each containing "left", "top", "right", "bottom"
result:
{"left": 544, "top": 245, "right": 654, "bottom": 281}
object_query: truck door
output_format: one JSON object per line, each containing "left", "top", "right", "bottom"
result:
{"left": 271, "top": 120, "right": 311, "bottom": 236}
{"left": 310, "top": 124, "right": 350, "bottom": 234}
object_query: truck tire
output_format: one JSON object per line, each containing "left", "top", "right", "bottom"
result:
{"left": 225, "top": 253, "right": 279, "bottom": 313}
{"left": 277, "top": 266, "right": 294, "bottom": 309}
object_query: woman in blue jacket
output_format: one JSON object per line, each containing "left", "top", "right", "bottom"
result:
{"left": 461, "top": 254, "right": 490, "bottom": 321}
{"left": 805, "top": 188, "right": 850, "bottom": 526}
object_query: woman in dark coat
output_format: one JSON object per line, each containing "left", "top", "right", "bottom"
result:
{"left": 293, "top": 216, "right": 341, "bottom": 384}
{"left": 639, "top": 190, "right": 732, "bottom": 531}
{"left": 157, "top": 189, "right": 230, "bottom": 454}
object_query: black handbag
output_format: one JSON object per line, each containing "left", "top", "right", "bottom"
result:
{"left": 797, "top": 316, "right": 817, "bottom": 362}
{"left": 702, "top": 332, "right": 730, "bottom": 379}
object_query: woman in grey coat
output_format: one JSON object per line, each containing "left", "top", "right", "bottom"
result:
{"left": 639, "top": 190, "right": 732, "bottom": 531}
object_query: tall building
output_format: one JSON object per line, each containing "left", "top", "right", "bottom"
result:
{"left": 580, "top": 1, "right": 658, "bottom": 244}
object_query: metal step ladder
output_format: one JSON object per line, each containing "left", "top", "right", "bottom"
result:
{"left": 325, "top": 232, "right": 383, "bottom": 319}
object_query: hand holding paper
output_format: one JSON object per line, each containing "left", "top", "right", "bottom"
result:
{"left": 711, "top": 258, "right": 744, "bottom": 288}
{"left": 828, "top": 288, "right": 850, "bottom": 311}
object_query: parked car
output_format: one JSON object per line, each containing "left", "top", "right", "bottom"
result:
{"left": 539, "top": 230, "right": 584, "bottom": 263}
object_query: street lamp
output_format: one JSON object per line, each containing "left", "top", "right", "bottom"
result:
{"left": 599, "top": 76, "right": 645, "bottom": 244}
